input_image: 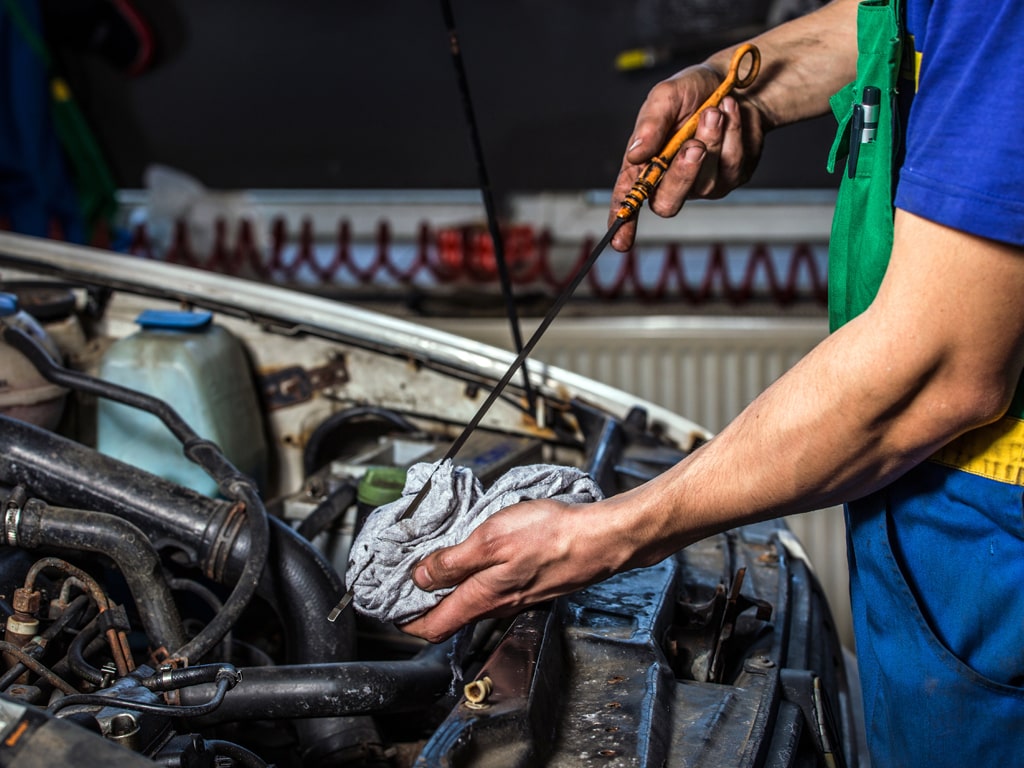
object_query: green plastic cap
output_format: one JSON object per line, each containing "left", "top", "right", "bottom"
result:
{"left": 357, "top": 466, "right": 408, "bottom": 509}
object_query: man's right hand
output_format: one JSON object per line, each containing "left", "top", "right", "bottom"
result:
{"left": 609, "top": 61, "right": 769, "bottom": 253}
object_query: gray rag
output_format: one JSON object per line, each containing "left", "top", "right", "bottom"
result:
{"left": 345, "top": 459, "right": 604, "bottom": 625}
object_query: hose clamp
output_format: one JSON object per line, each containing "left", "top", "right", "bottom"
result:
{"left": 2, "top": 486, "right": 27, "bottom": 547}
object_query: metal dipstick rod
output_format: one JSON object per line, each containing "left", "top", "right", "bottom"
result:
{"left": 440, "top": 0, "right": 537, "bottom": 415}
{"left": 329, "top": 43, "right": 761, "bottom": 622}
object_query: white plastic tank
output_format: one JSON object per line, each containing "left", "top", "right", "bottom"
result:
{"left": 0, "top": 292, "right": 67, "bottom": 430}
{"left": 96, "top": 309, "right": 267, "bottom": 497}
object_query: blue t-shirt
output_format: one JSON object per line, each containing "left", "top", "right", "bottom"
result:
{"left": 895, "top": 1, "right": 1024, "bottom": 246}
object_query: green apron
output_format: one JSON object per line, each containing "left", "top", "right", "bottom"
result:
{"left": 827, "top": 0, "right": 903, "bottom": 330}
{"left": 829, "top": 3, "right": 1024, "bottom": 765}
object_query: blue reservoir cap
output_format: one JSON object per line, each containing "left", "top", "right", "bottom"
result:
{"left": 0, "top": 293, "right": 18, "bottom": 317}
{"left": 135, "top": 309, "right": 214, "bottom": 330}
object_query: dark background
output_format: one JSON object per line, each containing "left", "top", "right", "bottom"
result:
{"left": 64, "top": 0, "right": 841, "bottom": 193}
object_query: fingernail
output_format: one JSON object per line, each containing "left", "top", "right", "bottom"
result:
{"left": 414, "top": 565, "right": 434, "bottom": 590}
{"left": 628, "top": 136, "right": 643, "bottom": 152}
{"left": 685, "top": 145, "right": 706, "bottom": 163}
{"left": 703, "top": 109, "right": 722, "bottom": 129}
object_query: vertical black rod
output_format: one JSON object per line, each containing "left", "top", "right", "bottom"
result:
{"left": 440, "top": 0, "right": 537, "bottom": 415}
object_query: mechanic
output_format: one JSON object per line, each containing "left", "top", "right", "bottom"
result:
{"left": 403, "top": 0, "right": 1024, "bottom": 763}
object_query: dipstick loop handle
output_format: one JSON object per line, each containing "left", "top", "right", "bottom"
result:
{"left": 615, "top": 43, "right": 761, "bottom": 221}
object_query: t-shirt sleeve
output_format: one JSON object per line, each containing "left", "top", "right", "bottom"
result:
{"left": 895, "top": 2, "right": 1024, "bottom": 246}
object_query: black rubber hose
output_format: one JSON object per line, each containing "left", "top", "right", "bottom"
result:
{"left": 138, "top": 662, "right": 239, "bottom": 692}
{"left": 180, "top": 637, "right": 455, "bottom": 722}
{"left": 65, "top": 618, "right": 105, "bottom": 686}
{"left": 172, "top": 480, "right": 267, "bottom": 666}
{"left": 56, "top": 632, "right": 109, "bottom": 689}
{"left": 167, "top": 577, "right": 232, "bottom": 661}
{"left": 296, "top": 481, "right": 357, "bottom": 541}
{"left": 15, "top": 499, "right": 187, "bottom": 656}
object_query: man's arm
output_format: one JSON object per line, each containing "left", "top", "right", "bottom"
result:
{"left": 403, "top": 210, "right": 1024, "bottom": 642}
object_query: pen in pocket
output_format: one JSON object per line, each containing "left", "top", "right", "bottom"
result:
{"left": 847, "top": 86, "right": 880, "bottom": 178}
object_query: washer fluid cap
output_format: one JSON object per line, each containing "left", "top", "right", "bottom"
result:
{"left": 358, "top": 466, "right": 409, "bottom": 508}
{"left": 0, "top": 293, "right": 19, "bottom": 317}
{"left": 135, "top": 309, "right": 213, "bottom": 330}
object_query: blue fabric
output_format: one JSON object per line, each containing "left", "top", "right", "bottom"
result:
{"left": 0, "top": 0, "right": 84, "bottom": 241}
{"left": 847, "top": 462, "right": 1024, "bottom": 766}
{"left": 895, "top": 1, "right": 1024, "bottom": 246}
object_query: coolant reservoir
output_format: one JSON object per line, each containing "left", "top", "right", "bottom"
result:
{"left": 96, "top": 309, "right": 267, "bottom": 497}
{"left": 0, "top": 292, "right": 67, "bottom": 429}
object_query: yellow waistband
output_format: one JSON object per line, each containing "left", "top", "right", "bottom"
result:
{"left": 930, "top": 416, "right": 1024, "bottom": 486}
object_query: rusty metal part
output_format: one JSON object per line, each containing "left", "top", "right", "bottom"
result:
{"left": 260, "top": 356, "right": 350, "bottom": 410}
{"left": 22, "top": 557, "right": 134, "bottom": 676}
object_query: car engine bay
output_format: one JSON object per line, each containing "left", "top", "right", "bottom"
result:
{"left": 0, "top": 234, "right": 861, "bottom": 767}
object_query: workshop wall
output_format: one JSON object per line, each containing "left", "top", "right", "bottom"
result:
{"left": 68, "top": 0, "right": 840, "bottom": 193}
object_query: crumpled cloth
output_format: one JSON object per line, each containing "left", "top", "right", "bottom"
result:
{"left": 345, "top": 459, "right": 604, "bottom": 625}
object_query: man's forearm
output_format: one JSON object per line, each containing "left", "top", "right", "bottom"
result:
{"left": 704, "top": 0, "right": 860, "bottom": 129}
{"left": 608, "top": 210, "right": 1024, "bottom": 570}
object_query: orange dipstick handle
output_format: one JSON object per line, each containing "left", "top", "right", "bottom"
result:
{"left": 615, "top": 43, "right": 761, "bottom": 221}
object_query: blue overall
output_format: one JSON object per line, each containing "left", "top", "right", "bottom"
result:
{"left": 828, "top": 1, "right": 1024, "bottom": 764}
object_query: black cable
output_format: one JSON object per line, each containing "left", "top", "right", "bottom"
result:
{"left": 439, "top": 0, "right": 536, "bottom": 416}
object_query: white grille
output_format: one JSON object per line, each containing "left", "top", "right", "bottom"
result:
{"left": 424, "top": 314, "right": 853, "bottom": 648}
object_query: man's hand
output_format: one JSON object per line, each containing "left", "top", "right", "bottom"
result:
{"left": 400, "top": 498, "right": 631, "bottom": 643}
{"left": 610, "top": 66, "right": 768, "bottom": 253}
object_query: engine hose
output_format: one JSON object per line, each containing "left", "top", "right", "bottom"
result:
{"left": 167, "top": 577, "right": 232, "bottom": 660}
{"left": 138, "top": 662, "right": 238, "bottom": 692}
{"left": 0, "top": 416, "right": 380, "bottom": 764}
{"left": 0, "top": 326, "right": 270, "bottom": 667}
{"left": 180, "top": 636, "right": 456, "bottom": 722}
{"left": 65, "top": 618, "right": 106, "bottom": 687}
{"left": 14, "top": 500, "right": 187, "bottom": 659}
{"left": 296, "top": 481, "right": 357, "bottom": 541}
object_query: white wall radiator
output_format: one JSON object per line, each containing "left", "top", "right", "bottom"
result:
{"left": 424, "top": 314, "right": 853, "bottom": 648}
